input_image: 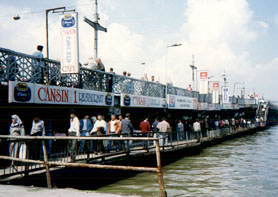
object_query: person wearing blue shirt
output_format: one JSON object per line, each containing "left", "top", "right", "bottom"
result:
{"left": 79, "top": 115, "right": 93, "bottom": 153}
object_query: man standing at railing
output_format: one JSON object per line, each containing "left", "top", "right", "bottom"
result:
{"left": 79, "top": 115, "right": 93, "bottom": 153}
{"left": 139, "top": 117, "right": 151, "bottom": 150}
{"left": 32, "top": 45, "right": 45, "bottom": 84}
{"left": 176, "top": 120, "right": 185, "bottom": 141}
{"left": 157, "top": 117, "right": 171, "bottom": 147}
{"left": 30, "top": 116, "right": 45, "bottom": 160}
{"left": 68, "top": 113, "right": 80, "bottom": 162}
{"left": 120, "top": 113, "right": 133, "bottom": 152}
{"left": 90, "top": 115, "right": 107, "bottom": 153}
{"left": 193, "top": 119, "right": 201, "bottom": 142}
{"left": 107, "top": 114, "right": 122, "bottom": 152}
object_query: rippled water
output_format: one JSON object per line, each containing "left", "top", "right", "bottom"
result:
{"left": 97, "top": 126, "right": 278, "bottom": 197}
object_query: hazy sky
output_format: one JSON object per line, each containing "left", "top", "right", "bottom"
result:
{"left": 0, "top": 0, "right": 277, "bottom": 100}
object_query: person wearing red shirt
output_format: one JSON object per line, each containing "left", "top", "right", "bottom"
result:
{"left": 139, "top": 118, "right": 151, "bottom": 150}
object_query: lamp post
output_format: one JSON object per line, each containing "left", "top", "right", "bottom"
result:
{"left": 164, "top": 43, "right": 182, "bottom": 85}
{"left": 45, "top": 7, "right": 66, "bottom": 58}
{"left": 189, "top": 55, "right": 197, "bottom": 91}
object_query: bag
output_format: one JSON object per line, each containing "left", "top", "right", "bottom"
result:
{"left": 19, "top": 143, "right": 27, "bottom": 159}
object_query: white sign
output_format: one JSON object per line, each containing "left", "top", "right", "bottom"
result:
{"left": 198, "top": 71, "right": 208, "bottom": 94}
{"left": 208, "top": 104, "right": 221, "bottom": 111}
{"left": 9, "top": 81, "right": 114, "bottom": 106}
{"left": 60, "top": 12, "right": 79, "bottom": 74}
{"left": 211, "top": 81, "right": 220, "bottom": 104}
{"left": 121, "top": 94, "right": 166, "bottom": 108}
{"left": 198, "top": 102, "right": 208, "bottom": 110}
{"left": 167, "top": 94, "right": 197, "bottom": 110}
{"left": 222, "top": 86, "right": 230, "bottom": 104}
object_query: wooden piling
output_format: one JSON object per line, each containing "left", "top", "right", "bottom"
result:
{"left": 42, "top": 140, "right": 52, "bottom": 188}
{"left": 154, "top": 140, "right": 167, "bottom": 197}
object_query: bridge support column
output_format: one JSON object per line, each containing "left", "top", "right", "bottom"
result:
{"left": 42, "top": 140, "right": 52, "bottom": 188}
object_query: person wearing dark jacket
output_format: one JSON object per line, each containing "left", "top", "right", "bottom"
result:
{"left": 79, "top": 115, "right": 93, "bottom": 153}
{"left": 120, "top": 113, "right": 133, "bottom": 151}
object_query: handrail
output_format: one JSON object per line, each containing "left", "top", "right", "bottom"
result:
{"left": 0, "top": 135, "right": 159, "bottom": 141}
{"left": 0, "top": 46, "right": 258, "bottom": 105}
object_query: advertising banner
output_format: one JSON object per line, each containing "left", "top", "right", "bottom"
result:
{"left": 208, "top": 104, "right": 221, "bottom": 111}
{"left": 60, "top": 12, "right": 79, "bottom": 74}
{"left": 198, "top": 71, "right": 208, "bottom": 94}
{"left": 9, "top": 81, "right": 113, "bottom": 106}
{"left": 211, "top": 81, "right": 220, "bottom": 104}
{"left": 8, "top": 81, "right": 35, "bottom": 104}
{"left": 121, "top": 94, "right": 166, "bottom": 108}
{"left": 198, "top": 102, "right": 208, "bottom": 110}
{"left": 222, "top": 86, "right": 230, "bottom": 104}
{"left": 167, "top": 94, "right": 197, "bottom": 110}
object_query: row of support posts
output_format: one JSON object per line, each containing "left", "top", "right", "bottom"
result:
{"left": 40, "top": 138, "right": 166, "bottom": 196}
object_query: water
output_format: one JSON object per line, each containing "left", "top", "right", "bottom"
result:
{"left": 96, "top": 126, "right": 278, "bottom": 197}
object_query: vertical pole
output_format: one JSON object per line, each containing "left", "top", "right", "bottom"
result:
{"left": 93, "top": 0, "right": 98, "bottom": 60}
{"left": 46, "top": 10, "right": 49, "bottom": 59}
{"left": 155, "top": 140, "right": 166, "bottom": 197}
{"left": 24, "top": 143, "right": 29, "bottom": 176}
{"left": 42, "top": 140, "right": 52, "bottom": 188}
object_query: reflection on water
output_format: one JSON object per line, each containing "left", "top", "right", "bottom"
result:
{"left": 97, "top": 127, "right": 278, "bottom": 197}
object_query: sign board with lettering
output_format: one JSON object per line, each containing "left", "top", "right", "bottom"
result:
{"left": 208, "top": 104, "right": 221, "bottom": 111}
{"left": 211, "top": 81, "right": 220, "bottom": 104}
{"left": 60, "top": 12, "right": 79, "bottom": 74}
{"left": 222, "top": 86, "right": 230, "bottom": 104}
{"left": 120, "top": 94, "right": 166, "bottom": 108}
{"left": 198, "top": 71, "right": 208, "bottom": 94}
{"left": 198, "top": 102, "right": 208, "bottom": 110}
{"left": 167, "top": 94, "right": 197, "bottom": 110}
{"left": 8, "top": 81, "right": 113, "bottom": 106}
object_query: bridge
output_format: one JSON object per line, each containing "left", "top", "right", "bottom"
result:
{"left": 0, "top": 47, "right": 257, "bottom": 109}
{"left": 0, "top": 46, "right": 272, "bottom": 197}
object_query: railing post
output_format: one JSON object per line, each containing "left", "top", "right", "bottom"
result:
{"left": 42, "top": 140, "right": 52, "bottom": 188}
{"left": 154, "top": 139, "right": 166, "bottom": 197}
{"left": 24, "top": 142, "right": 29, "bottom": 176}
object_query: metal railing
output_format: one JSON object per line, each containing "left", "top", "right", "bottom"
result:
{"left": 0, "top": 123, "right": 260, "bottom": 197}
{"left": 0, "top": 47, "right": 259, "bottom": 105}
{"left": 0, "top": 135, "right": 167, "bottom": 196}
{"left": 0, "top": 47, "right": 166, "bottom": 98}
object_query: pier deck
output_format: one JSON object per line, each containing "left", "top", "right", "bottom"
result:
{"left": 0, "top": 126, "right": 257, "bottom": 181}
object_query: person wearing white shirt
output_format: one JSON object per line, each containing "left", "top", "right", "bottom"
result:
{"left": 157, "top": 118, "right": 171, "bottom": 146}
{"left": 30, "top": 117, "right": 45, "bottom": 136}
{"left": 90, "top": 115, "right": 107, "bottom": 153}
{"left": 193, "top": 120, "right": 201, "bottom": 142}
{"left": 90, "top": 115, "right": 107, "bottom": 134}
{"left": 68, "top": 113, "right": 80, "bottom": 161}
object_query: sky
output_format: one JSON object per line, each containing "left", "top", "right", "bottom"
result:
{"left": 0, "top": 0, "right": 277, "bottom": 100}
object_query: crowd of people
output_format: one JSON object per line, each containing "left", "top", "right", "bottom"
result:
{"left": 7, "top": 111, "right": 258, "bottom": 162}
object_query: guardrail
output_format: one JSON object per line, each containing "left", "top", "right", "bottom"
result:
{"left": 0, "top": 136, "right": 167, "bottom": 196}
{"left": 0, "top": 47, "right": 258, "bottom": 106}
{"left": 0, "top": 47, "right": 166, "bottom": 98}
{"left": 0, "top": 123, "right": 259, "bottom": 196}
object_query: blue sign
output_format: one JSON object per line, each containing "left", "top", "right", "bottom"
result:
{"left": 61, "top": 15, "right": 75, "bottom": 28}
{"left": 123, "top": 95, "right": 131, "bottom": 106}
{"left": 105, "top": 94, "right": 113, "bottom": 105}
{"left": 14, "top": 83, "right": 31, "bottom": 102}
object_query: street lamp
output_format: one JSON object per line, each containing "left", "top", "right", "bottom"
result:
{"left": 165, "top": 43, "right": 182, "bottom": 84}
{"left": 189, "top": 54, "right": 197, "bottom": 91}
{"left": 167, "top": 43, "right": 182, "bottom": 48}
{"left": 45, "top": 7, "right": 66, "bottom": 58}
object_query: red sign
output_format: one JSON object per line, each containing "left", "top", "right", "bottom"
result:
{"left": 200, "top": 72, "right": 208, "bottom": 80}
